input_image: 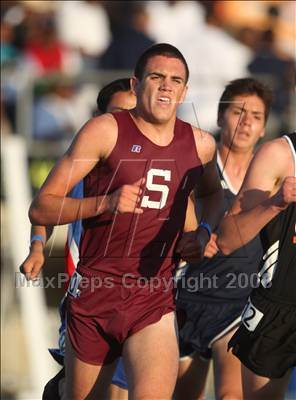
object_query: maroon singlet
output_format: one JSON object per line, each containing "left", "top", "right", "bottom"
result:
{"left": 78, "top": 110, "right": 203, "bottom": 281}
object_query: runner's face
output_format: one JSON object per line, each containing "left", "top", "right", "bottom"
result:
{"left": 133, "top": 55, "right": 187, "bottom": 124}
{"left": 219, "top": 94, "right": 266, "bottom": 152}
{"left": 106, "top": 90, "right": 136, "bottom": 113}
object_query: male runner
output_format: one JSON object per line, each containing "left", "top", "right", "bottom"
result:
{"left": 29, "top": 43, "right": 223, "bottom": 400}
{"left": 175, "top": 78, "right": 273, "bottom": 400}
{"left": 21, "top": 78, "right": 135, "bottom": 400}
{"left": 218, "top": 133, "right": 296, "bottom": 399}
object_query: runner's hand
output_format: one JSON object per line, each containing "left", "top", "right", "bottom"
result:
{"left": 177, "top": 227, "right": 210, "bottom": 264}
{"left": 204, "top": 233, "right": 219, "bottom": 258}
{"left": 19, "top": 241, "right": 45, "bottom": 280}
{"left": 107, "top": 178, "right": 145, "bottom": 214}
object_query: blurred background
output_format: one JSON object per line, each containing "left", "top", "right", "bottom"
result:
{"left": 1, "top": 1, "right": 295, "bottom": 399}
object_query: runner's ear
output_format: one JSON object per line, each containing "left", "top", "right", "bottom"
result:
{"left": 130, "top": 77, "right": 139, "bottom": 96}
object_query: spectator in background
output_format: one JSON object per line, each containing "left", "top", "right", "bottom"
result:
{"left": 211, "top": 1, "right": 295, "bottom": 60}
{"left": 55, "top": 1, "right": 111, "bottom": 69}
{"left": 0, "top": 1, "right": 81, "bottom": 75}
{"left": 99, "top": 2, "right": 154, "bottom": 70}
{"left": 248, "top": 28, "right": 295, "bottom": 135}
{"left": 24, "top": 14, "right": 65, "bottom": 75}
{"left": 33, "top": 80, "right": 78, "bottom": 141}
{"left": 32, "top": 77, "right": 99, "bottom": 142}
{"left": 147, "top": 1, "right": 205, "bottom": 48}
{"left": 0, "top": 6, "right": 21, "bottom": 133}
{"left": 0, "top": 17, "right": 19, "bottom": 66}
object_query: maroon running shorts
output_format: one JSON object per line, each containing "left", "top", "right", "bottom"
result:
{"left": 66, "top": 267, "right": 175, "bottom": 365}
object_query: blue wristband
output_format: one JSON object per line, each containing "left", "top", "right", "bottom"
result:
{"left": 30, "top": 235, "right": 45, "bottom": 246}
{"left": 198, "top": 222, "right": 212, "bottom": 239}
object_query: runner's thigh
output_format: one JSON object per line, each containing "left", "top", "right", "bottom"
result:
{"left": 123, "top": 311, "right": 179, "bottom": 400}
{"left": 63, "top": 334, "right": 117, "bottom": 400}
{"left": 212, "top": 329, "right": 243, "bottom": 400}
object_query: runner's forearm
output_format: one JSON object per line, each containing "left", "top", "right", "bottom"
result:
{"left": 196, "top": 186, "right": 224, "bottom": 233}
{"left": 29, "top": 194, "right": 110, "bottom": 225}
{"left": 218, "top": 200, "right": 282, "bottom": 254}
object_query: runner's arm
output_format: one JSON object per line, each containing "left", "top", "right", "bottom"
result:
{"left": 177, "top": 130, "right": 224, "bottom": 262}
{"left": 193, "top": 130, "right": 224, "bottom": 232}
{"left": 29, "top": 115, "right": 118, "bottom": 225}
{"left": 218, "top": 139, "right": 294, "bottom": 254}
{"left": 183, "top": 193, "right": 198, "bottom": 232}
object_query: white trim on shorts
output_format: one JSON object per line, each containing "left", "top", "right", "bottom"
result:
{"left": 179, "top": 315, "right": 242, "bottom": 362}
{"left": 179, "top": 351, "right": 196, "bottom": 361}
{"left": 208, "top": 315, "right": 241, "bottom": 347}
{"left": 179, "top": 351, "right": 209, "bottom": 363}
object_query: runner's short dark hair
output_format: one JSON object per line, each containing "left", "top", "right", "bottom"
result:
{"left": 218, "top": 78, "right": 273, "bottom": 124}
{"left": 97, "top": 78, "right": 131, "bottom": 113}
{"left": 134, "top": 43, "right": 189, "bottom": 83}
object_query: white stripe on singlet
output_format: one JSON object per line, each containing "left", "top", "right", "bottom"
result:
{"left": 217, "top": 152, "right": 238, "bottom": 195}
{"left": 283, "top": 134, "right": 296, "bottom": 177}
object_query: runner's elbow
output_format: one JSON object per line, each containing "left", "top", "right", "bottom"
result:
{"left": 29, "top": 200, "right": 45, "bottom": 225}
